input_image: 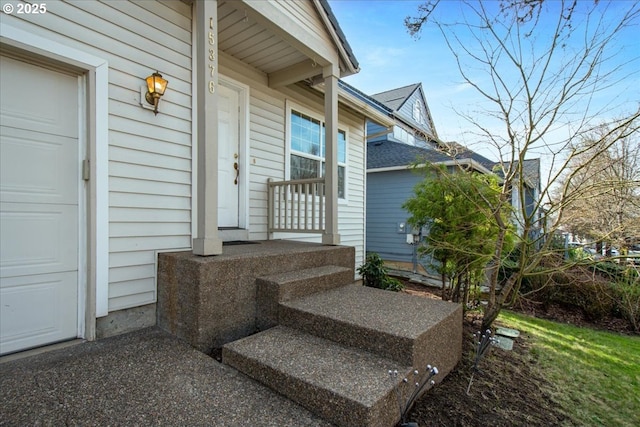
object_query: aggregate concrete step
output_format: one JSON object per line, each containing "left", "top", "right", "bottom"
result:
{"left": 280, "top": 284, "right": 462, "bottom": 377}
{"left": 222, "top": 326, "right": 411, "bottom": 427}
{"left": 256, "top": 265, "right": 354, "bottom": 330}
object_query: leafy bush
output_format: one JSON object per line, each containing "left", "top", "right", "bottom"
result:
{"left": 610, "top": 267, "right": 640, "bottom": 332}
{"left": 518, "top": 256, "right": 640, "bottom": 330}
{"left": 357, "top": 253, "right": 404, "bottom": 292}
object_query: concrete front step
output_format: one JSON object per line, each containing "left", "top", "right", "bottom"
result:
{"left": 222, "top": 326, "right": 410, "bottom": 427}
{"left": 157, "top": 241, "right": 355, "bottom": 353}
{"left": 256, "top": 265, "right": 354, "bottom": 330}
{"left": 280, "top": 284, "right": 462, "bottom": 377}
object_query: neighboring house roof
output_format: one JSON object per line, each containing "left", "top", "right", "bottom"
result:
{"left": 522, "top": 158, "right": 541, "bottom": 189}
{"left": 370, "top": 83, "right": 438, "bottom": 140}
{"left": 367, "top": 139, "right": 495, "bottom": 175}
{"left": 370, "top": 83, "right": 421, "bottom": 111}
{"left": 443, "top": 142, "right": 496, "bottom": 171}
{"left": 494, "top": 158, "right": 541, "bottom": 190}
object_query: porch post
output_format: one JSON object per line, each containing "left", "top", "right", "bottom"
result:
{"left": 322, "top": 64, "right": 340, "bottom": 245}
{"left": 193, "top": 0, "right": 223, "bottom": 255}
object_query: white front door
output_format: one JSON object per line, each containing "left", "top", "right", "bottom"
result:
{"left": 217, "top": 83, "right": 240, "bottom": 228}
{"left": 0, "top": 55, "right": 82, "bottom": 355}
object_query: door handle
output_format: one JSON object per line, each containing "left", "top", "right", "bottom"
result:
{"left": 234, "top": 162, "right": 239, "bottom": 185}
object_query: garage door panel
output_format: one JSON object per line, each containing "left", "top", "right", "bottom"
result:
{"left": 0, "top": 127, "right": 78, "bottom": 205}
{"left": 0, "top": 55, "right": 78, "bottom": 138}
{"left": 0, "top": 203, "right": 78, "bottom": 278}
{"left": 0, "top": 272, "right": 78, "bottom": 355}
{"left": 0, "top": 53, "right": 81, "bottom": 355}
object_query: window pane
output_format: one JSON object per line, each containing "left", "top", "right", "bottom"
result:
{"left": 291, "top": 111, "right": 321, "bottom": 156}
{"left": 320, "top": 127, "right": 346, "bottom": 163}
{"left": 321, "top": 163, "right": 346, "bottom": 199}
{"left": 291, "top": 154, "right": 319, "bottom": 180}
{"left": 338, "top": 131, "right": 346, "bottom": 163}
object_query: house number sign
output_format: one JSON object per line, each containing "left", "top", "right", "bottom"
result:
{"left": 208, "top": 17, "right": 216, "bottom": 94}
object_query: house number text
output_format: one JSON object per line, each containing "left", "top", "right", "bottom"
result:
{"left": 207, "top": 18, "right": 216, "bottom": 94}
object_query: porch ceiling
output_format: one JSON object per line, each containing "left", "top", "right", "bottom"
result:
{"left": 217, "top": 0, "right": 349, "bottom": 88}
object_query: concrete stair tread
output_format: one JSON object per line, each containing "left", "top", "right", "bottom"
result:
{"left": 223, "top": 326, "right": 408, "bottom": 427}
{"left": 223, "top": 326, "right": 405, "bottom": 404}
{"left": 259, "top": 265, "right": 351, "bottom": 284}
{"left": 282, "top": 284, "right": 458, "bottom": 340}
{"left": 256, "top": 265, "right": 355, "bottom": 331}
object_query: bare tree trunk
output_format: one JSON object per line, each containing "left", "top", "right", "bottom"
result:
{"left": 463, "top": 271, "right": 471, "bottom": 308}
{"left": 482, "top": 272, "right": 519, "bottom": 330}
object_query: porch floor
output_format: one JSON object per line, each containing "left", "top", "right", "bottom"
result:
{"left": 0, "top": 327, "right": 333, "bottom": 426}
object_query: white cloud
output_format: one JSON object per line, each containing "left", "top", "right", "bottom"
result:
{"left": 364, "top": 47, "right": 408, "bottom": 68}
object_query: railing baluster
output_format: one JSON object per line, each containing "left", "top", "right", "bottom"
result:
{"left": 304, "top": 183, "right": 309, "bottom": 230}
{"left": 319, "top": 181, "right": 324, "bottom": 231}
{"left": 266, "top": 177, "right": 326, "bottom": 234}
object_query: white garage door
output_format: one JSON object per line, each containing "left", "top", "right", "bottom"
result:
{"left": 0, "top": 54, "right": 82, "bottom": 355}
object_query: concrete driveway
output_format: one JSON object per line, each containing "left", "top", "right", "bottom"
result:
{"left": 0, "top": 327, "right": 333, "bottom": 426}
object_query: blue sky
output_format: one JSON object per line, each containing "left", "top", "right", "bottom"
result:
{"left": 329, "top": 0, "right": 640, "bottom": 164}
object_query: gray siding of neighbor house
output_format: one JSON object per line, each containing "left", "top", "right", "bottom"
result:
{"left": 396, "top": 88, "right": 436, "bottom": 139}
{"left": 366, "top": 169, "right": 422, "bottom": 261}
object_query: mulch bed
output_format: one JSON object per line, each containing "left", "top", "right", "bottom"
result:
{"left": 399, "top": 279, "right": 635, "bottom": 427}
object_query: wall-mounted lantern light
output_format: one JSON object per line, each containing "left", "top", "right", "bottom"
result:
{"left": 144, "top": 71, "right": 168, "bottom": 115}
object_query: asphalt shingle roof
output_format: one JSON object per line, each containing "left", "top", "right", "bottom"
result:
{"left": 370, "top": 84, "right": 421, "bottom": 111}
{"left": 318, "top": 0, "right": 359, "bottom": 72}
{"left": 367, "top": 139, "right": 495, "bottom": 171}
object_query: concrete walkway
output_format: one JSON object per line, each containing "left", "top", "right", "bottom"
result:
{"left": 0, "top": 328, "right": 333, "bottom": 426}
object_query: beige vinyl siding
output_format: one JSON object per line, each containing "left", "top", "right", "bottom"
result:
{"left": 3, "top": 0, "right": 193, "bottom": 312}
{"left": 217, "top": 53, "right": 368, "bottom": 268}
{"left": 274, "top": 0, "right": 334, "bottom": 49}
{"left": 218, "top": 1, "right": 306, "bottom": 74}
{"left": 248, "top": 88, "right": 286, "bottom": 236}
{"left": 265, "top": 84, "right": 368, "bottom": 267}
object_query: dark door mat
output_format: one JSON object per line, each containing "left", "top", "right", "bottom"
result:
{"left": 222, "top": 241, "right": 261, "bottom": 246}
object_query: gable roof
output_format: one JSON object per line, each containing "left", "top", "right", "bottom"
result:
{"left": 522, "top": 158, "right": 541, "bottom": 189}
{"left": 495, "top": 158, "right": 541, "bottom": 189}
{"left": 369, "top": 83, "right": 438, "bottom": 139}
{"left": 367, "top": 139, "right": 495, "bottom": 174}
{"left": 370, "top": 83, "right": 421, "bottom": 111}
{"left": 317, "top": 0, "right": 359, "bottom": 75}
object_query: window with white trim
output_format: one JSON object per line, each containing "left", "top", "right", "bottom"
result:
{"left": 413, "top": 99, "right": 423, "bottom": 124}
{"left": 290, "top": 109, "right": 347, "bottom": 199}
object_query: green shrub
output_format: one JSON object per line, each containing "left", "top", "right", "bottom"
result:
{"left": 518, "top": 258, "right": 640, "bottom": 330}
{"left": 357, "top": 253, "right": 404, "bottom": 292}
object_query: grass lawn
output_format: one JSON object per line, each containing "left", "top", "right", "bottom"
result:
{"left": 499, "top": 311, "right": 640, "bottom": 427}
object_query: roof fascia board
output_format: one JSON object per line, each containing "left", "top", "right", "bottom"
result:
{"left": 313, "top": 0, "right": 359, "bottom": 76}
{"left": 311, "top": 84, "right": 395, "bottom": 126}
{"left": 339, "top": 90, "right": 395, "bottom": 126}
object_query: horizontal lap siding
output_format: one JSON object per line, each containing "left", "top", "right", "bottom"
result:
{"left": 219, "top": 58, "right": 368, "bottom": 269}
{"left": 340, "top": 111, "right": 367, "bottom": 270}
{"left": 249, "top": 88, "right": 286, "bottom": 237}
{"left": 366, "top": 170, "right": 422, "bottom": 262}
{"left": 275, "top": 85, "right": 368, "bottom": 268}
{"left": 274, "top": 0, "right": 334, "bottom": 49}
{"left": 4, "top": 0, "right": 192, "bottom": 311}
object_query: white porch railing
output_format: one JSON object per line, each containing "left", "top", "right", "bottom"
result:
{"left": 268, "top": 178, "right": 325, "bottom": 235}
